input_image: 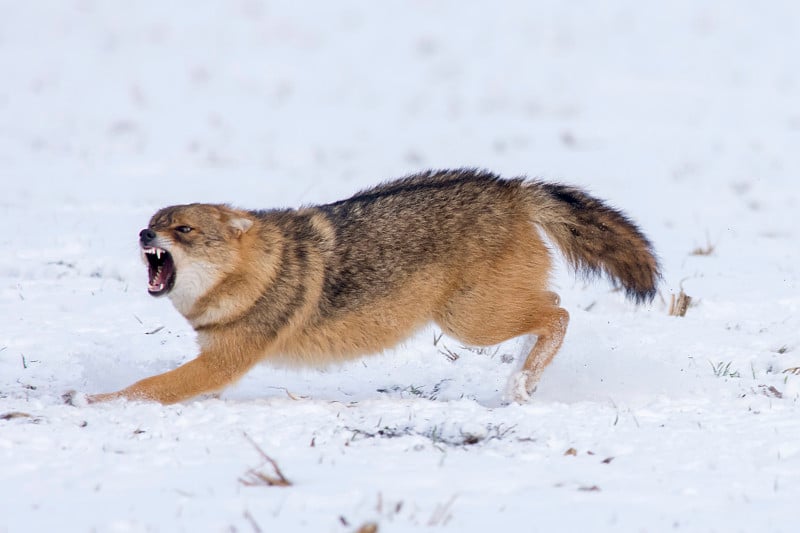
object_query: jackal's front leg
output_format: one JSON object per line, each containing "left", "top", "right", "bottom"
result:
{"left": 87, "top": 350, "right": 260, "bottom": 405}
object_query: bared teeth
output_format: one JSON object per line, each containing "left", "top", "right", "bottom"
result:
{"left": 144, "top": 246, "right": 171, "bottom": 294}
{"left": 144, "top": 247, "right": 167, "bottom": 258}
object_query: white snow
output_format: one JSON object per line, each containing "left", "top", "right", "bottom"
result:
{"left": 1, "top": 1, "right": 799, "bottom": 532}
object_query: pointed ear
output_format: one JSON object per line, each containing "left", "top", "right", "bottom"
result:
{"left": 229, "top": 217, "right": 254, "bottom": 238}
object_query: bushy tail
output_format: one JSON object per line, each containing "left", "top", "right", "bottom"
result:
{"left": 526, "top": 181, "right": 661, "bottom": 303}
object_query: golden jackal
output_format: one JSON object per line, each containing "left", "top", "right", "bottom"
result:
{"left": 87, "top": 169, "right": 659, "bottom": 404}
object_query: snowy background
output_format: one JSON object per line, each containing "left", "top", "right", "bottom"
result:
{"left": 1, "top": 1, "right": 799, "bottom": 531}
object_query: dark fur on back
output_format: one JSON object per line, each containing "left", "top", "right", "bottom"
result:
{"left": 259, "top": 168, "right": 659, "bottom": 313}
{"left": 313, "top": 170, "right": 526, "bottom": 312}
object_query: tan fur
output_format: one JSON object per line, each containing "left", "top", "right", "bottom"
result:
{"left": 87, "top": 169, "right": 660, "bottom": 405}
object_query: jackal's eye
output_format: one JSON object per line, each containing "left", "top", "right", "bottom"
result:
{"left": 175, "top": 225, "right": 193, "bottom": 234}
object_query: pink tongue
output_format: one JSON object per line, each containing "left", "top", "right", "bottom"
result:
{"left": 149, "top": 262, "right": 171, "bottom": 291}
{"left": 149, "top": 274, "right": 164, "bottom": 291}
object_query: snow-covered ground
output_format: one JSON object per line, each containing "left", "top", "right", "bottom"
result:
{"left": 2, "top": 1, "right": 799, "bottom": 531}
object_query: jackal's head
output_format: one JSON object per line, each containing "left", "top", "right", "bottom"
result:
{"left": 139, "top": 204, "right": 254, "bottom": 314}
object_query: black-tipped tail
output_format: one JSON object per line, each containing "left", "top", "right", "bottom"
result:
{"left": 527, "top": 181, "right": 661, "bottom": 303}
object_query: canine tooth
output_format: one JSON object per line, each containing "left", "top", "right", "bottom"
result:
{"left": 156, "top": 249, "right": 162, "bottom": 259}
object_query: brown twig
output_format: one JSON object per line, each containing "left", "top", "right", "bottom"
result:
{"left": 690, "top": 233, "right": 716, "bottom": 256}
{"left": 668, "top": 289, "right": 692, "bottom": 317}
{"left": 239, "top": 433, "right": 292, "bottom": 487}
{"left": 438, "top": 345, "right": 460, "bottom": 362}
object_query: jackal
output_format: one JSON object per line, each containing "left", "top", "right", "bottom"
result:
{"left": 86, "top": 169, "right": 659, "bottom": 404}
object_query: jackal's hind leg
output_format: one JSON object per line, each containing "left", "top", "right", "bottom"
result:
{"left": 506, "top": 306, "right": 569, "bottom": 403}
{"left": 434, "top": 285, "right": 569, "bottom": 403}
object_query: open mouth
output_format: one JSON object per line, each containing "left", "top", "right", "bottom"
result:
{"left": 143, "top": 246, "right": 176, "bottom": 296}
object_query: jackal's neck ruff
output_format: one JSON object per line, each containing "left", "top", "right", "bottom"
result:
{"left": 178, "top": 223, "right": 286, "bottom": 330}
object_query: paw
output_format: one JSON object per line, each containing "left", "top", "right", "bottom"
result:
{"left": 64, "top": 390, "right": 123, "bottom": 405}
{"left": 85, "top": 392, "right": 123, "bottom": 404}
{"left": 62, "top": 390, "right": 89, "bottom": 407}
{"left": 505, "top": 371, "right": 537, "bottom": 404}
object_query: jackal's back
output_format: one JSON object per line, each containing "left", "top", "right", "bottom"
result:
{"left": 313, "top": 169, "right": 529, "bottom": 311}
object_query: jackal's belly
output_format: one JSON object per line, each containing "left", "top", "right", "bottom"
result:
{"left": 271, "top": 303, "right": 433, "bottom": 366}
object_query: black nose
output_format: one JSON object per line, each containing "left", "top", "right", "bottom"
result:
{"left": 140, "top": 228, "right": 156, "bottom": 245}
